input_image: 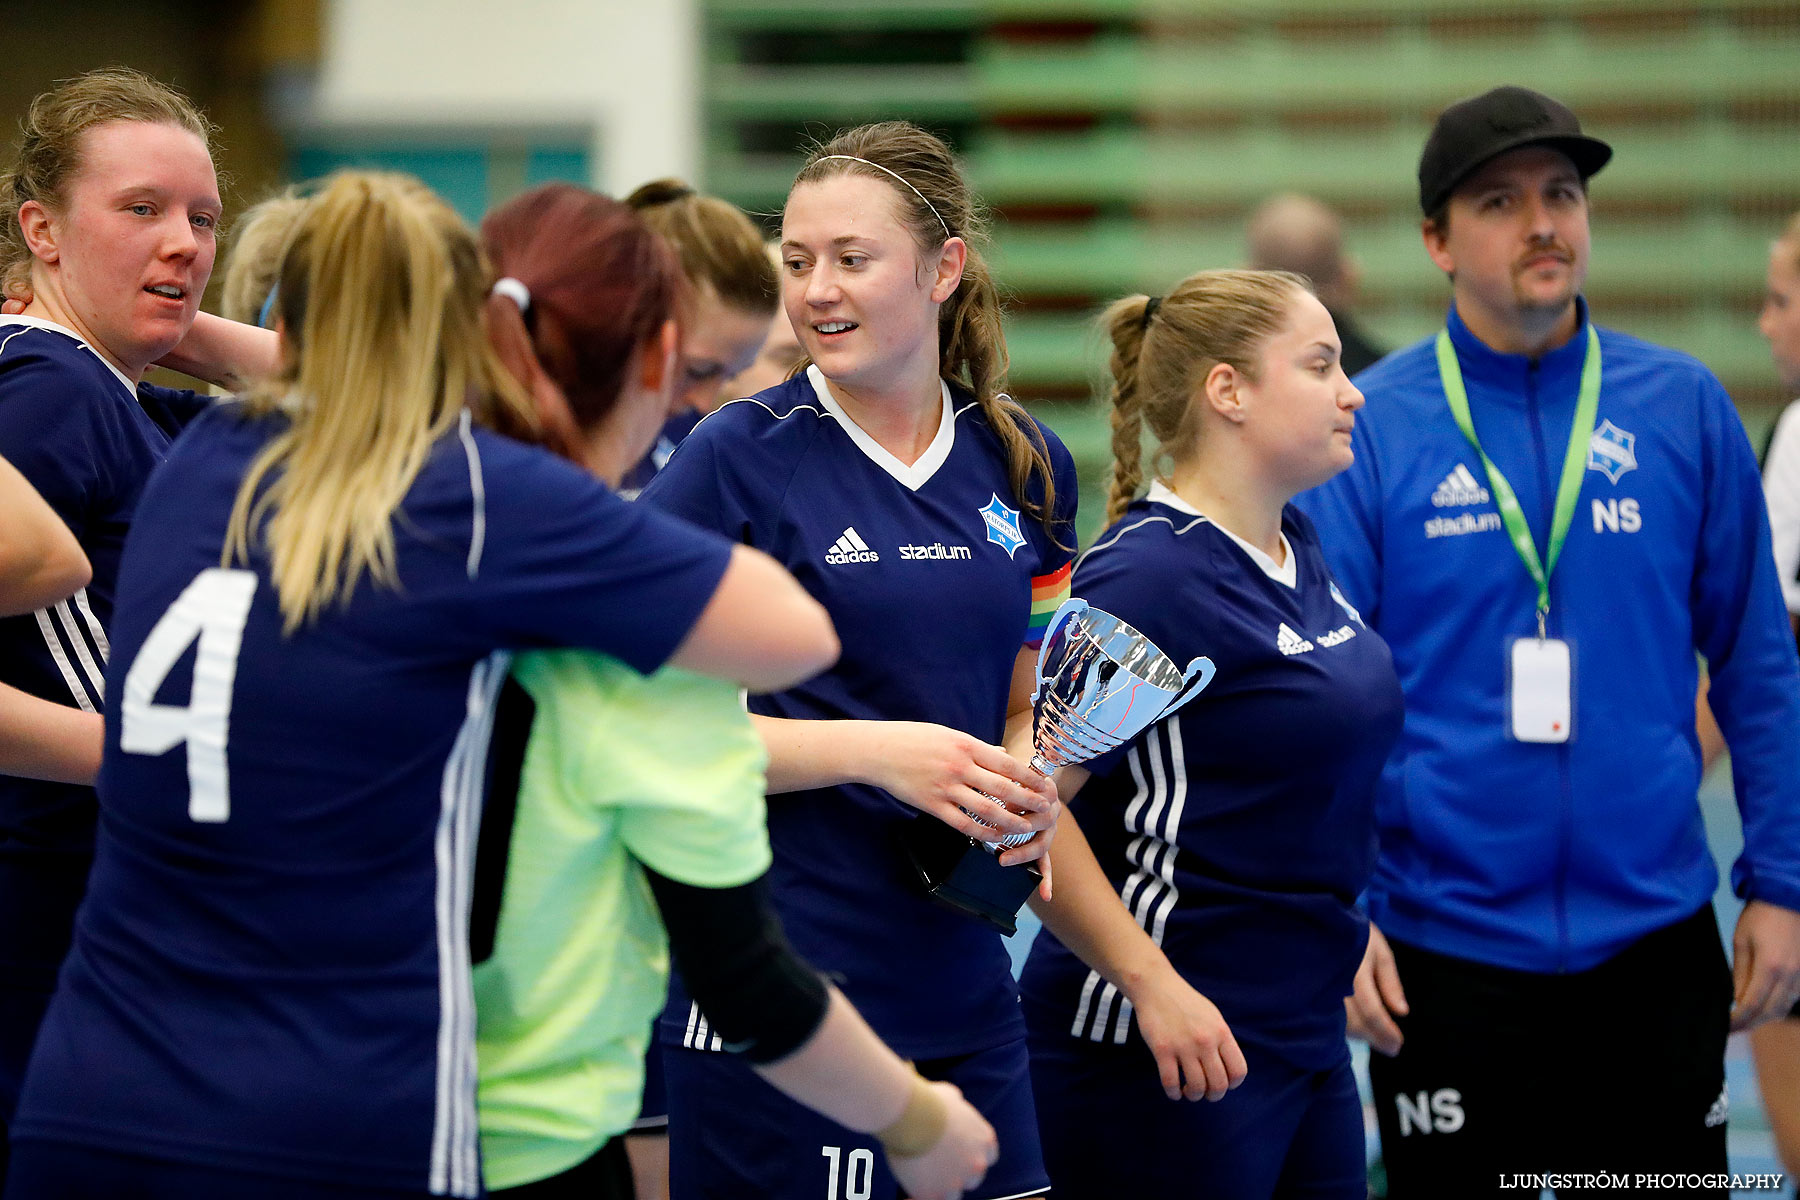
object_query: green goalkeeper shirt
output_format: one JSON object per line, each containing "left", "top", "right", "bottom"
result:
{"left": 474, "top": 650, "right": 771, "bottom": 1189}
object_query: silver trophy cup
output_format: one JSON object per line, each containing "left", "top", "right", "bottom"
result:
{"left": 985, "top": 598, "right": 1216, "bottom": 847}
{"left": 1031, "top": 597, "right": 1216, "bottom": 774}
{"left": 906, "top": 598, "right": 1216, "bottom": 933}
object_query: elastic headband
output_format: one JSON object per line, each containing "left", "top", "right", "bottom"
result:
{"left": 256, "top": 286, "right": 280, "bottom": 331}
{"left": 813, "top": 155, "right": 952, "bottom": 241}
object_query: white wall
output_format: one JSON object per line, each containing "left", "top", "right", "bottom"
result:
{"left": 310, "top": 0, "right": 701, "bottom": 194}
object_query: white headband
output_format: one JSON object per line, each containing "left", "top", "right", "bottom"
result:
{"left": 490, "top": 276, "right": 531, "bottom": 313}
{"left": 813, "top": 155, "right": 952, "bottom": 241}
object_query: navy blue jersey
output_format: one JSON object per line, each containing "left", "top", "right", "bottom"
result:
{"left": 0, "top": 317, "right": 209, "bottom": 1124}
{"left": 618, "top": 408, "right": 704, "bottom": 498}
{"left": 1019, "top": 486, "right": 1404, "bottom": 1070}
{"left": 642, "top": 368, "right": 1078, "bottom": 1058}
{"left": 11, "top": 404, "right": 733, "bottom": 1196}
{"left": 0, "top": 319, "right": 209, "bottom": 721}
{"left": 0, "top": 318, "right": 207, "bottom": 853}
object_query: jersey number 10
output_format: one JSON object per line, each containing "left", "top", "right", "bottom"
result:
{"left": 118, "top": 568, "right": 258, "bottom": 823}
{"left": 820, "top": 1146, "right": 876, "bottom": 1200}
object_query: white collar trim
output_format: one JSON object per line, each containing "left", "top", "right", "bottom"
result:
{"left": 805, "top": 365, "right": 955, "bottom": 491}
{"left": 0, "top": 314, "right": 138, "bottom": 396}
{"left": 1146, "top": 480, "right": 1296, "bottom": 588}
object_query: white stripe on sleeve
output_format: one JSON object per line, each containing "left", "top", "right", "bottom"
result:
{"left": 34, "top": 607, "right": 96, "bottom": 713}
{"left": 1763, "top": 399, "right": 1800, "bottom": 615}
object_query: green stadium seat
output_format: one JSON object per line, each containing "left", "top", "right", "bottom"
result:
{"left": 703, "top": 0, "right": 1800, "bottom": 411}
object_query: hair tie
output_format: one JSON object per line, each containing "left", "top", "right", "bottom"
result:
{"left": 1141, "top": 295, "right": 1163, "bottom": 330}
{"left": 813, "top": 155, "right": 952, "bottom": 241}
{"left": 491, "top": 277, "right": 531, "bottom": 314}
{"left": 256, "top": 286, "right": 279, "bottom": 331}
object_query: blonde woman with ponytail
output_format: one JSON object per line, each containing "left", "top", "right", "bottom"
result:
{"left": 6, "top": 171, "right": 833, "bottom": 1200}
{"left": 1016, "top": 270, "right": 1400, "bottom": 1198}
{"left": 640, "top": 121, "right": 1075, "bottom": 1199}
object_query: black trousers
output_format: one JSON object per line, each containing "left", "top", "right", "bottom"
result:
{"left": 1371, "top": 905, "right": 1731, "bottom": 1200}
{"left": 492, "top": 1136, "right": 634, "bottom": 1200}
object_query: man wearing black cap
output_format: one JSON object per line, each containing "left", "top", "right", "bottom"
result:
{"left": 1298, "top": 86, "right": 1800, "bottom": 1196}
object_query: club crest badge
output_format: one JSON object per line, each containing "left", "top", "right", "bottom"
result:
{"left": 1330, "top": 581, "right": 1365, "bottom": 627}
{"left": 1587, "top": 420, "right": 1637, "bottom": 484}
{"left": 979, "top": 494, "right": 1026, "bottom": 558}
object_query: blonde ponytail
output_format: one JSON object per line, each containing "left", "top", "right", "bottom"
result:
{"left": 223, "top": 171, "right": 537, "bottom": 632}
{"left": 1100, "top": 296, "right": 1153, "bottom": 526}
{"left": 1098, "top": 270, "right": 1310, "bottom": 524}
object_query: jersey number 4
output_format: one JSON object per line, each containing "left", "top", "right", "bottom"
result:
{"left": 119, "top": 568, "right": 258, "bottom": 823}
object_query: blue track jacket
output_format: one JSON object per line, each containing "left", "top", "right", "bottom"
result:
{"left": 1297, "top": 300, "right": 1800, "bottom": 973}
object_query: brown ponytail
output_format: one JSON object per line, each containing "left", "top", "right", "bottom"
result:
{"left": 1100, "top": 296, "right": 1153, "bottom": 527}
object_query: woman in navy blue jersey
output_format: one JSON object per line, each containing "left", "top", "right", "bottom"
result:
{"left": 3, "top": 170, "right": 835, "bottom": 1200}
{"left": 0, "top": 68, "right": 237, "bottom": 1170}
{"left": 1019, "top": 270, "right": 1403, "bottom": 1198}
{"left": 642, "top": 121, "right": 1075, "bottom": 1200}
{"left": 472, "top": 183, "right": 996, "bottom": 1200}
{"left": 617, "top": 179, "right": 777, "bottom": 501}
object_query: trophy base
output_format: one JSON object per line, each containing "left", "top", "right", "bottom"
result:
{"left": 900, "top": 818, "right": 1041, "bottom": 937}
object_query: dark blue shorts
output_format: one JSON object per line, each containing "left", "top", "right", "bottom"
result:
{"left": 631, "top": 1038, "right": 668, "bottom": 1132}
{"left": 1027, "top": 1030, "right": 1363, "bottom": 1199}
{"left": 3, "top": 1140, "right": 447, "bottom": 1199}
{"left": 665, "top": 1036, "right": 1049, "bottom": 1199}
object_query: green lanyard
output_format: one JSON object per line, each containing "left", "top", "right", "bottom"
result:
{"left": 1434, "top": 323, "right": 1602, "bottom": 636}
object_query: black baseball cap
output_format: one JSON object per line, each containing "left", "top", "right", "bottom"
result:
{"left": 1418, "top": 85, "right": 1613, "bottom": 216}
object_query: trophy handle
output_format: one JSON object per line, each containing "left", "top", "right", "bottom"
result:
{"left": 1156, "top": 656, "right": 1217, "bottom": 721}
{"left": 1029, "top": 597, "right": 1089, "bottom": 706}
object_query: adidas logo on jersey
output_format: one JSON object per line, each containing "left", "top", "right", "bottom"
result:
{"left": 1276, "top": 623, "right": 1314, "bottom": 656}
{"left": 825, "top": 527, "right": 879, "bottom": 565}
{"left": 1431, "top": 463, "right": 1490, "bottom": 508}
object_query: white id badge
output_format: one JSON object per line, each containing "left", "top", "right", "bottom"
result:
{"left": 1509, "top": 638, "right": 1572, "bottom": 743}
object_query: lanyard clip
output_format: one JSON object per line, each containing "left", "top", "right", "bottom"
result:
{"left": 1536, "top": 607, "right": 1549, "bottom": 641}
